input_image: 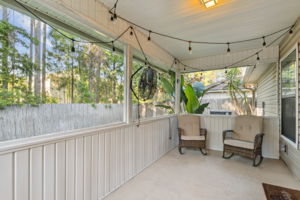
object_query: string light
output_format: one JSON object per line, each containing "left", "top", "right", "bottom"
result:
{"left": 112, "top": 41, "right": 115, "bottom": 52}
{"left": 15, "top": 0, "right": 296, "bottom": 75}
{"left": 227, "top": 42, "right": 231, "bottom": 53}
{"left": 256, "top": 52, "right": 260, "bottom": 65}
{"left": 262, "top": 36, "right": 266, "bottom": 47}
{"left": 71, "top": 39, "right": 75, "bottom": 52}
{"left": 174, "top": 59, "right": 177, "bottom": 65}
{"left": 256, "top": 52, "right": 260, "bottom": 61}
{"left": 225, "top": 67, "right": 228, "bottom": 74}
{"left": 130, "top": 27, "right": 133, "bottom": 36}
{"left": 188, "top": 41, "right": 192, "bottom": 54}
{"left": 107, "top": 0, "right": 295, "bottom": 52}
{"left": 289, "top": 25, "right": 294, "bottom": 34}
{"left": 148, "top": 30, "right": 152, "bottom": 41}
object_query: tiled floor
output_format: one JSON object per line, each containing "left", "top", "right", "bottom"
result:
{"left": 104, "top": 149, "right": 300, "bottom": 200}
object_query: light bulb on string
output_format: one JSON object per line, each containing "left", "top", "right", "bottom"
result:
{"left": 113, "top": 11, "right": 117, "bottom": 20}
{"left": 130, "top": 27, "right": 133, "bottom": 36}
{"left": 71, "top": 39, "right": 75, "bottom": 53}
{"left": 225, "top": 67, "right": 228, "bottom": 74}
{"left": 148, "top": 30, "right": 152, "bottom": 41}
{"left": 256, "top": 52, "right": 260, "bottom": 65}
{"left": 289, "top": 25, "right": 294, "bottom": 34}
{"left": 227, "top": 43, "right": 231, "bottom": 54}
{"left": 262, "top": 36, "right": 266, "bottom": 48}
{"left": 188, "top": 41, "right": 192, "bottom": 54}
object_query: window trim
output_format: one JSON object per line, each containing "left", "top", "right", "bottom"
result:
{"left": 279, "top": 43, "right": 299, "bottom": 149}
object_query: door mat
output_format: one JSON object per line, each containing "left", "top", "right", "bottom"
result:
{"left": 263, "top": 183, "right": 300, "bottom": 200}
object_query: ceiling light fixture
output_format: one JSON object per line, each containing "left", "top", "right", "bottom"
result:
{"left": 201, "top": 0, "right": 218, "bottom": 8}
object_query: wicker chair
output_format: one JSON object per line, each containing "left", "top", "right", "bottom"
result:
{"left": 222, "top": 115, "right": 264, "bottom": 167}
{"left": 178, "top": 115, "right": 207, "bottom": 155}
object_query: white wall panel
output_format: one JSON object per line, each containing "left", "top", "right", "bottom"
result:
{"left": 43, "top": 144, "right": 55, "bottom": 200}
{"left": 15, "top": 150, "right": 29, "bottom": 200}
{"left": 66, "top": 139, "right": 75, "bottom": 200}
{"left": 56, "top": 141, "right": 66, "bottom": 200}
{"left": 0, "top": 116, "right": 178, "bottom": 200}
{"left": 30, "top": 147, "right": 43, "bottom": 200}
{"left": 0, "top": 153, "right": 13, "bottom": 200}
{"left": 75, "top": 138, "right": 84, "bottom": 200}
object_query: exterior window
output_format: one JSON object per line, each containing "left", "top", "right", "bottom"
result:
{"left": 131, "top": 60, "right": 174, "bottom": 120}
{"left": 281, "top": 49, "right": 297, "bottom": 143}
{"left": 0, "top": 5, "right": 125, "bottom": 141}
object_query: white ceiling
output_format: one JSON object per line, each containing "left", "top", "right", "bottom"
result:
{"left": 100, "top": 0, "right": 300, "bottom": 60}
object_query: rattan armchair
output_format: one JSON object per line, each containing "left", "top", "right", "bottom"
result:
{"left": 222, "top": 116, "right": 264, "bottom": 167}
{"left": 178, "top": 115, "right": 207, "bottom": 155}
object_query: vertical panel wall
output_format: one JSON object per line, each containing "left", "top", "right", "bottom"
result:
{"left": 199, "top": 115, "right": 279, "bottom": 159}
{"left": 0, "top": 116, "right": 178, "bottom": 200}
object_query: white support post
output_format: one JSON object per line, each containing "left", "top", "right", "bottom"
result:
{"left": 124, "top": 45, "right": 133, "bottom": 123}
{"left": 175, "top": 69, "right": 181, "bottom": 114}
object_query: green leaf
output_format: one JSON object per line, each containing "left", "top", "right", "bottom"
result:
{"left": 160, "top": 77, "right": 174, "bottom": 97}
{"left": 180, "top": 75, "right": 185, "bottom": 87}
{"left": 195, "top": 103, "right": 209, "bottom": 114}
{"left": 184, "top": 84, "right": 200, "bottom": 113}
{"left": 155, "top": 104, "right": 174, "bottom": 114}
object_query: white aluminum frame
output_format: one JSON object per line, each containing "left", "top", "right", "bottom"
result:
{"left": 279, "top": 43, "right": 299, "bottom": 149}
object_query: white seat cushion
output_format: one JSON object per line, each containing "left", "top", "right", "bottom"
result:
{"left": 181, "top": 135, "right": 205, "bottom": 141}
{"left": 224, "top": 139, "right": 254, "bottom": 149}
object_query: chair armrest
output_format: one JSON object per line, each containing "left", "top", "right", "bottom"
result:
{"left": 254, "top": 133, "right": 264, "bottom": 149}
{"left": 223, "top": 130, "right": 234, "bottom": 142}
{"left": 200, "top": 128, "right": 207, "bottom": 140}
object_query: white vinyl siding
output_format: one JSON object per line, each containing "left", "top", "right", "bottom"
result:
{"left": 256, "top": 63, "right": 278, "bottom": 117}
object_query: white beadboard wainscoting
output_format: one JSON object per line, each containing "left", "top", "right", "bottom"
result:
{"left": 198, "top": 115, "right": 279, "bottom": 159}
{"left": 0, "top": 116, "right": 178, "bottom": 200}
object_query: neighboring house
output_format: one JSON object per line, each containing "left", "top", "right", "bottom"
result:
{"left": 202, "top": 81, "right": 252, "bottom": 115}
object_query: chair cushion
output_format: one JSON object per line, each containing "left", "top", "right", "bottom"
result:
{"left": 178, "top": 115, "right": 200, "bottom": 136}
{"left": 224, "top": 139, "right": 254, "bottom": 149}
{"left": 181, "top": 135, "right": 205, "bottom": 141}
{"left": 233, "top": 116, "right": 263, "bottom": 142}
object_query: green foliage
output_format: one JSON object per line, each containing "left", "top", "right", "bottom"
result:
{"left": 225, "top": 68, "right": 255, "bottom": 115}
{"left": 0, "top": 7, "right": 125, "bottom": 109}
{"left": 184, "top": 84, "right": 200, "bottom": 113}
{"left": 155, "top": 70, "right": 210, "bottom": 114}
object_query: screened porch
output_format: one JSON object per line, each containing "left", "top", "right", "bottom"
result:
{"left": 1, "top": 0, "right": 300, "bottom": 200}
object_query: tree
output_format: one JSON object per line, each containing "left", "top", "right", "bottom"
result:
{"left": 34, "top": 20, "right": 41, "bottom": 97}
{"left": 41, "top": 23, "right": 47, "bottom": 100}
{"left": 225, "top": 68, "right": 255, "bottom": 115}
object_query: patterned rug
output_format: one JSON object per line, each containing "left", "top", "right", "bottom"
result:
{"left": 263, "top": 183, "right": 300, "bottom": 200}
